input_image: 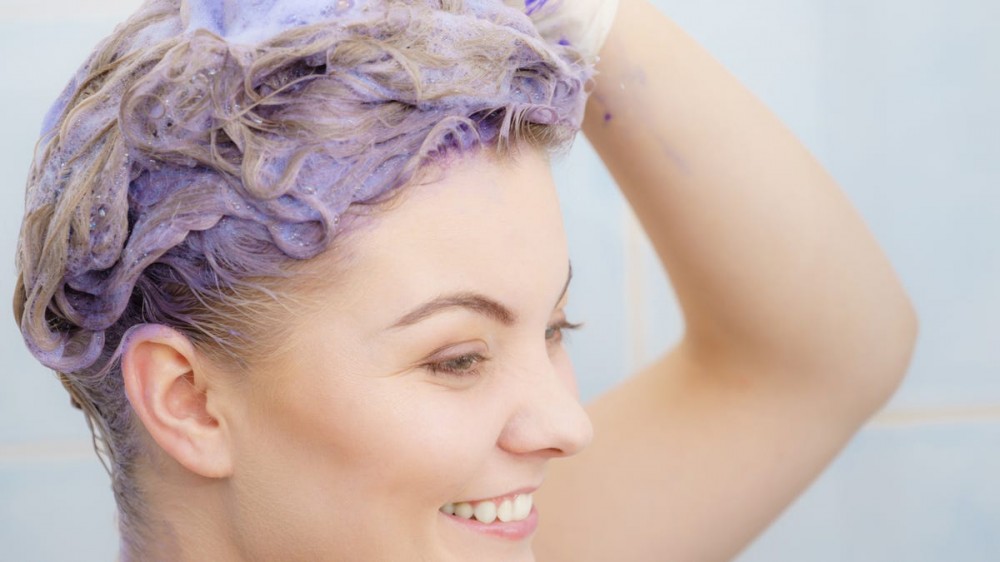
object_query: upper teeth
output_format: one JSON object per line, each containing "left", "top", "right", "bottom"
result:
{"left": 440, "top": 493, "right": 533, "bottom": 524}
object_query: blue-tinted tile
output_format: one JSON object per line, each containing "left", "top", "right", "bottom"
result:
{"left": 639, "top": 234, "right": 684, "bottom": 366}
{"left": 0, "top": 21, "right": 127, "bottom": 171}
{"left": 815, "top": 0, "right": 1000, "bottom": 408}
{"left": 0, "top": 458, "right": 119, "bottom": 561}
{"left": 737, "top": 420, "right": 1000, "bottom": 562}
{"left": 0, "top": 340, "right": 94, "bottom": 444}
{"left": 645, "top": 0, "right": 1000, "bottom": 409}
{"left": 552, "top": 137, "right": 631, "bottom": 402}
{"left": 0, "top": 21, "right": 136, "bottom": 445}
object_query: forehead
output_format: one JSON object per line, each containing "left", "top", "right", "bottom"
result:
{"left": 312, "top": 148, "right": 569, "bottom": 323}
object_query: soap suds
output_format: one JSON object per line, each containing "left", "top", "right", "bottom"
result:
{"left": 17, "top": 0, "right": 594, "bottom": 376}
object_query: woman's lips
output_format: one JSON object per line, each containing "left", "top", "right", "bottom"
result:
{"left": 441, "top": 489, "right": 536, "bottom": 523}
{"left": 439, "top": 485, "right": 539, "bottom": 539}
{"left": 440, "top": 504, "right": 539, "bottom": 541}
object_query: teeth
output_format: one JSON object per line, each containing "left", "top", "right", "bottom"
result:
{"left": 441, "top": 494, "right": 533, "bottom": 524}
{"left": 513, "top": 494, "right": 532, "bottom": 520}
{"left": 496, "top": 499, "right": 514, "bottom": 522}
{"left": 454, "top": 502, "right": 474, "bottom": 519}
{"left": 473, "top": 501, "right": 497, "bottom": 524}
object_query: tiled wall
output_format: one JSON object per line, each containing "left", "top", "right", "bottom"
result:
{"left": 2, "top": 1, "right": 997, "bottom": 560}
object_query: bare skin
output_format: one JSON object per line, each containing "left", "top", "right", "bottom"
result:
{"left": 533, "top": 1, "right": 919, "bottom": 560}
{"left": 124, "top": 150, "right": 593, "bottom": 562}
{"left": 120, "top": 1, "right": 917, "bottom": 560}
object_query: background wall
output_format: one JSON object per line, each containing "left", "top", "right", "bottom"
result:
{"left": 1, "top": 0, "right": 997, "bottom": 560}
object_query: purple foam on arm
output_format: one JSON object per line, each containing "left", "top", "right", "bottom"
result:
{"left": 524, "top": 0, "right": 549, "bottom": 16}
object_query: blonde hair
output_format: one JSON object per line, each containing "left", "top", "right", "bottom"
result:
{"left": 13, "top": 0, "right": 592, "bottom": 549}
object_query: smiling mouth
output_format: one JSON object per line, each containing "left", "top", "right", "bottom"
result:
{"left": 439, "top": 492, "right": 534, "bottom": 524}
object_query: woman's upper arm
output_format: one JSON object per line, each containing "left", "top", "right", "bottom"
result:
{"left": 532, "top": 337, "right": 911, "bottom": 562}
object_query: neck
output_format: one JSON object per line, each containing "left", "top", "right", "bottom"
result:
{"left": 120, "top": 459, "right": 241, "bottom": 561}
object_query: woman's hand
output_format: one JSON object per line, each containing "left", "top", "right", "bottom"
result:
{"left": 504, "top": 0, "right": 620, "bottom": 59}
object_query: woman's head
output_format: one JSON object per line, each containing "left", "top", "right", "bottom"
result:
{"left": 14, "top": 0, "right": 593, "bottom": 558}
{"left": 128, "top": 148, "right": 593, "bottom": 561}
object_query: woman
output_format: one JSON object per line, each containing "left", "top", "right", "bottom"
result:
{"left": 14, "top": 0, "right": 918, "bottom": 560}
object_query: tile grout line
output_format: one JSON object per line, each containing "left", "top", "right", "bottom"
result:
{"left": 2, "top": 405, "right": 1000, "bottom": 462}
{"left": 869, "top": 405, "right": 1000, "bottom": 428}
{"left": 622, "top": 203, "right": 648, "bottom": 372}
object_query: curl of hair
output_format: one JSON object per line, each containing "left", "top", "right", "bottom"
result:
{"left": 14, "top": 0, "right": 592, "bottom": 547}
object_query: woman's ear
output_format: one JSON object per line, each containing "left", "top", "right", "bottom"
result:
{"left": 121, "top": 324, "right": 233, "bottom": 479}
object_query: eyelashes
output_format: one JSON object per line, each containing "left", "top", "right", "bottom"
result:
{"left": 423, "top": 319, "right": 583, "bottom": 378}
{"left": 424, "top": 352, "right": 488, "bottom": 377}
{"left": 545, "top": 319, "right": 583, "bottom": 344}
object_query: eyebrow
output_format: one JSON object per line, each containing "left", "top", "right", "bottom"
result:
{"left": 387, "top": 261, "right": 573, "bottom": 330}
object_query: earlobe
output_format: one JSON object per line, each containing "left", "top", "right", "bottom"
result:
{"left": 121, "top": 324, "right": 234, "bottom": 479}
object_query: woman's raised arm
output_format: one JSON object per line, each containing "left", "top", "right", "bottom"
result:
{"left": 534, "top": 0, "right": 919, "bottom": 559}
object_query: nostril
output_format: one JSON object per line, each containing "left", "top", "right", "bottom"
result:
{"left": 497, "top": 366, "right": 594, "bottom": 457}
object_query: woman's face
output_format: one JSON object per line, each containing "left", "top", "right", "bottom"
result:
{"left": 222, "top": 148, "right": 593, "bottom": 561}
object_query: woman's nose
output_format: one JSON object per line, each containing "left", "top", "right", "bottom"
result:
{"left": 497, "top": 354, "right": 594, "bottom": 458}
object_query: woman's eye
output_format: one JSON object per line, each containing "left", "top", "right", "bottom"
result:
{"left": 425, "top": 353, "right": 486, "bottom": 377}
{"left": 545, "top": 319, "right": 583, "bottom": 344}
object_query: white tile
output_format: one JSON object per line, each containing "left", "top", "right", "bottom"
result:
{"left": 812, "top": 0, "right": 1000, "bottom": 408}
{"left": 737, "top": 420, "right": 1000, "bottom": 562}
{"left": 643, "top": 0, "right": 1000, "bottom": 408}
{"left": 553, "top": 138, "right": 632, "bottom": 402}
{"left": 0, "top": 20, "right": 144, "bottom": 440}
{"left": 0, "top": 458, "right": 118, "bottom": 561}
{"left": 1, "top": 0, "right": 141, "bottom": 23}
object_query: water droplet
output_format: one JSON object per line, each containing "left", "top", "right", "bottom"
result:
{"left": 97, "top": 206, "right": 107, "bottom": 218}
{"left": 335, "top": 0, "right": 353, "bottom": 13}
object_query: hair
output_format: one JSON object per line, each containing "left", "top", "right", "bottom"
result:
{"left": 13, "top": 0, "right": 592, "bottom": 550}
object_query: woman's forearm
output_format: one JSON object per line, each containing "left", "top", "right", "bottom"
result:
{"left": 583, "top": 0, "right": 917, "bottom": 395}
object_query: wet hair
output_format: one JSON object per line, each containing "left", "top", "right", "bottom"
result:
{"left": 13, "top": 0, "right": 591, "bottom": 548}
